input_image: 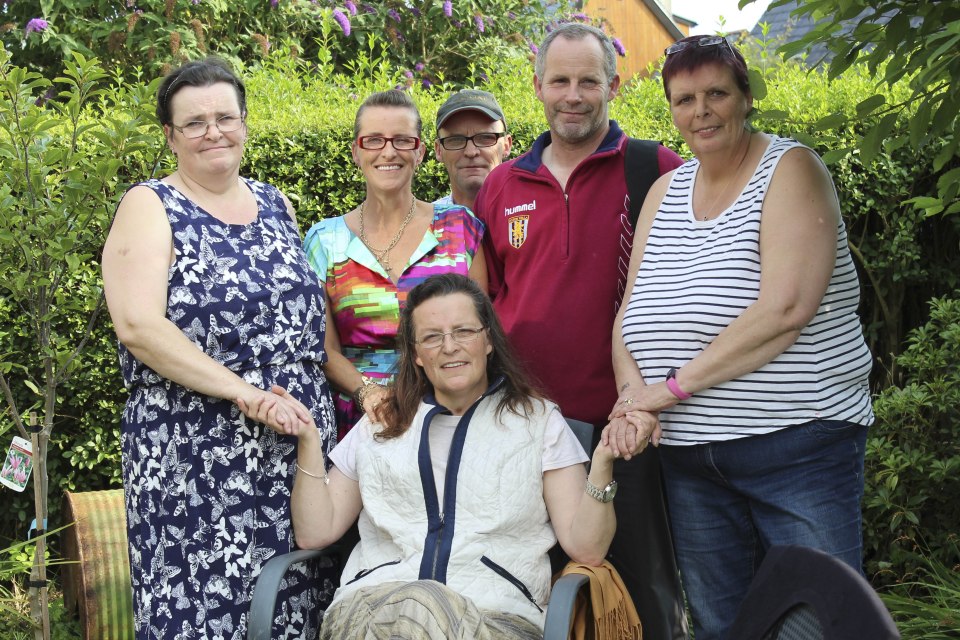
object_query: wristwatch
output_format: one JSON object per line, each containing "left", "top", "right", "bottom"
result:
{"left": 584, "top": 478, "right": 618, "bottom": 503}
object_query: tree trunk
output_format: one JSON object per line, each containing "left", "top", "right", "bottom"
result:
{"left": 28, "top": 412, "right": 50, "bottom": 640}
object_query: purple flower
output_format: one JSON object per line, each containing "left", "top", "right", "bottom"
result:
{"left": 344, "top": 0, "right": 357, "bottom": 15}
{"left": 422, "top": 78, "right": 433, "bottom": 88}
{"left": 191, "top": 0, "right": 201, "bottom": 4}
{"left": 479, "top": 71, "right": 488, "bottom": 82}
{"left": 571, "top": 12, "right": 589, "bottom": 21}
{"left": 34, "top": 86, "right": 56, "bottom": 107}
{"left": 414, "top": 62, "right": 424, "bottom": 71}
{"left": 388, "top": 9, "right": 400, "bottom": 22}
{"left": 473, "top": 15, "right": 484, "bottom": 33}
{"left": 333, "top": 8, "right": 351, "bottom": 35}
{"left": 443, "top": 0, "right": 452, "bottom": 18}
{"left": 404, "top": 70, "right": 414, "bottom": 79}
{"left": 528, "top": 42, "right": 538, "bottom": 54}
{"left": 363, "top": 4, "right": 376, "bottom": 14}
{"left": 24, "top": 18, "right": 48, "bottom": 34}
{"left": 453, "top": 19, "right": 462, "bottom": 28}
{"left": 508, "top": 11, "right": 516, "bottom": 20}
{"left": 270, "top": 0, "right": 278, "bottom": 7}
{"left": 612, "top": 37, "right": 626, "bottom": 56}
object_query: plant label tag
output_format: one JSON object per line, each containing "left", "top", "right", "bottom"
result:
{"left": 0, "top": 436, "right": 33, "bottom": 492}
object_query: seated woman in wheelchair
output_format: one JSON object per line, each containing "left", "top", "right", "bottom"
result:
{"left": 259, "top": 273, "right": 617, "bottom": 638}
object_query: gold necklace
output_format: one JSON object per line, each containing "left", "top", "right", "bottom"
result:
{"left": 358, "top": 197, "right": 417, "bottom": 276}
{"left": 698, "top": 134, "right": 753, "bottom": 221}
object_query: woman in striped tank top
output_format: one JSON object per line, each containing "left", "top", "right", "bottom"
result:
{"left": 603, "top": 36, "right": 874, "bottom": 640}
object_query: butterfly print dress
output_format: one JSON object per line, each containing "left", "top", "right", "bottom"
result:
{"left": 118, "top": 178, "right": 336, "bottom": 640}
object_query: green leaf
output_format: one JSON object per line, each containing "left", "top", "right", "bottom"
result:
{"left": 855, "top": 94, "right": 886, "bottom": 118}
{"left": 747, "top": 68, "right": 767, "bottom": 100}
{"left": 933, "top": 141, "right": 957, "bottom": 173}
{"left": 859, "top": 113, "right": 898, "bottom": 163}
{"left": 910, "top": 100, "right": 933, "bottom": 148}
{"left": 821, "top": 147, "right": 853, "bottom": 165}
{"left": 23, "top": 380, "right": 40, "bottom": 395}
{"left": 813, "top": 114, "right": 848, "bottom": 130}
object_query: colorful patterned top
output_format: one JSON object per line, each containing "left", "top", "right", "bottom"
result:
{"left": 303, "top": 203, "right": 485, "bottom": 436}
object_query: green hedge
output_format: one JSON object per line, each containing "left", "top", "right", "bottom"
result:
{"left": 1, "top": 48, "right": 958, "bottom": 590}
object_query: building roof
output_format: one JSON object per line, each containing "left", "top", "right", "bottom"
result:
{"left": 750, "top": 0, "right": 903, "bottom": 66}
{"left": 641, "top": 0, "right": 685, "bottom": 40}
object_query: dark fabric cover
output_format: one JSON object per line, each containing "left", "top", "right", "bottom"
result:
{"left": 728, "top": 545, "right": 900, "bottom": 640}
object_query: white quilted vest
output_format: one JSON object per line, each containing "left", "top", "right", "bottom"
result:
{"left": 331, "top": 387, "right": 558, "bottom": 627}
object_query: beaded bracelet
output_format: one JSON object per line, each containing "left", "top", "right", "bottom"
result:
{"left": 353, "top": 376, "right": 384, "bottom": 410}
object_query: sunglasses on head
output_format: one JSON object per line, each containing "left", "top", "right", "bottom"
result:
{"left": 665, "top": 36, "right": 730, "bottom": 57}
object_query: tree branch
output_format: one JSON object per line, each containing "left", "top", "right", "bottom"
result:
{"left": 0, "top": 371, "right": 28, "bottom": 440}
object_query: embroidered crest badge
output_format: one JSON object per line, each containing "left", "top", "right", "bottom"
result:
{"left": 508, "top": 215, "right": 529, "bottom": 249}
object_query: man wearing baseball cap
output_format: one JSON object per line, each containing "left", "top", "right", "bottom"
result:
{"left": 434, "top": 89, "right": 512, "bottom": 212}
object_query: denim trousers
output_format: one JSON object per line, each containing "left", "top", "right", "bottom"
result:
{"left": 659, "top": 419, "right": 868, "bottom": 640}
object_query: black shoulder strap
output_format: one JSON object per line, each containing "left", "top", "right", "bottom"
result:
{"left": 624, "top": 138, "right": 662, "bottom": 229}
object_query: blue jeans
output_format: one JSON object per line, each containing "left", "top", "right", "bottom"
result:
{"left": 659, "top": 420, "right": 868, "bottom": 640}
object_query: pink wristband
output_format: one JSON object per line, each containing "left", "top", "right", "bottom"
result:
{"left": 665, "top": 368, "right": 692, "bottom": 401}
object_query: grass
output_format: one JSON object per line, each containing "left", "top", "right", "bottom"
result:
{"left": 881, "top": 550, "right": 960, "bottom": 640}
{"left": 0, "top": 595, "right": 81, "bottom": 640}
{"left": 1, "top": 532, "right": 81, "bottom": 640}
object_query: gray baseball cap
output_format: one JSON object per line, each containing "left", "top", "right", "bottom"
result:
{"left": 436, "top": 89, "right": 506, "bottom": 131}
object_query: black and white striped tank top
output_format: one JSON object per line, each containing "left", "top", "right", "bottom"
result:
{"left": 622, "top": 136, "right": 874, "bottom": 446}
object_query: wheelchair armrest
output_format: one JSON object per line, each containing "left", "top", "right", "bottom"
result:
{"left": 543, "top": 573, "right": 589, "bottom": 640}
{"left": 247, "top": 546, "right": 343, "bottom": 640}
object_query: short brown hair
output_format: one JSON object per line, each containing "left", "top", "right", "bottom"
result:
{"left": 352, "top": 89, "right": 422, "bottom": 140}
{"left": 661, "top": 36, "right": 750, "bottom": 100}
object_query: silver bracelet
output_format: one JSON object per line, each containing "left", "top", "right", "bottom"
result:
{"left": 296, "top": 461, "right": 329, "bottom": 484}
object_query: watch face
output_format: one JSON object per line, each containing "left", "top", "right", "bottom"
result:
{"left": 604, "top": 481, "right": 618, "bottom": 502}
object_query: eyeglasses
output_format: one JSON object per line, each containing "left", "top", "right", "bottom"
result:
{"left": 172, "top": 114, "right": 245, "bottom": 139}
{"left": 357, "top": 135, "right": 421, "bottom": 151}
{"left": 665, "top": 36, "right": 730, "bottom": 57}
{"left": 415, "top": 327, "right": 487, "bottom": 349}
{"left": 437, "top": 132, "right": 507, "bottom": 150}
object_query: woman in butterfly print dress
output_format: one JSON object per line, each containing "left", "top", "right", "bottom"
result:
{"left": 102, "top": 58, "right": 335, "bottom": 640}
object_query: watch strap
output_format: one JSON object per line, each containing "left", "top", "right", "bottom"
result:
{"left": 665, "top": 367, "right": 692, "bottom": 400}
{"left": 584, "top": 478, "right": 616, "bottom": 503}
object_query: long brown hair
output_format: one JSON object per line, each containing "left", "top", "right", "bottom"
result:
{"left": 372, "top": 274, "right": 542, "bottom": 439}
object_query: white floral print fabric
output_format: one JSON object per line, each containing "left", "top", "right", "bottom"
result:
{"left": 119, "top": 178, "right": 336, "bottom": 640}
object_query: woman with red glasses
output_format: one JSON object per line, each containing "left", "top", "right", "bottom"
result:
{"left": 606, "top": 35, "right": 874, "bottom": 639}
{"left": 304, "top": 90, "right": 487, "bottom": 443}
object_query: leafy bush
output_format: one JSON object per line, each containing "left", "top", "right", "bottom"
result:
{"left": 864, "top": 294, "right": 960, "bottom": 586}
{"left": 1, "top": 0, "right": 573, "bottom": 87}
{"left": 0, "top": 50, "right": 162, "bottom": 546}
{"left": 747, "top": 56, "right": 960, "bottom": 388}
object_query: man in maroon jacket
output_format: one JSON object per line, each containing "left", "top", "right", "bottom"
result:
{"left": 474, "top": 22, "right": 688, "bottom": 640}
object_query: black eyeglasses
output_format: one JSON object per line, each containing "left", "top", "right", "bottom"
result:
{"left": 357, "top": 135, "right": 421, "bottom": 151}
{"left": 437, "top": 132, "right": 507, "bottom": 150}
{"left": 415, "top": 327, "right": 487, "bottom": 349}
{"left": 665, "top": 36, "right": 730, "bottom": 57}
{"left": 171, "top": 114, "right": 245, "bottom": 139}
